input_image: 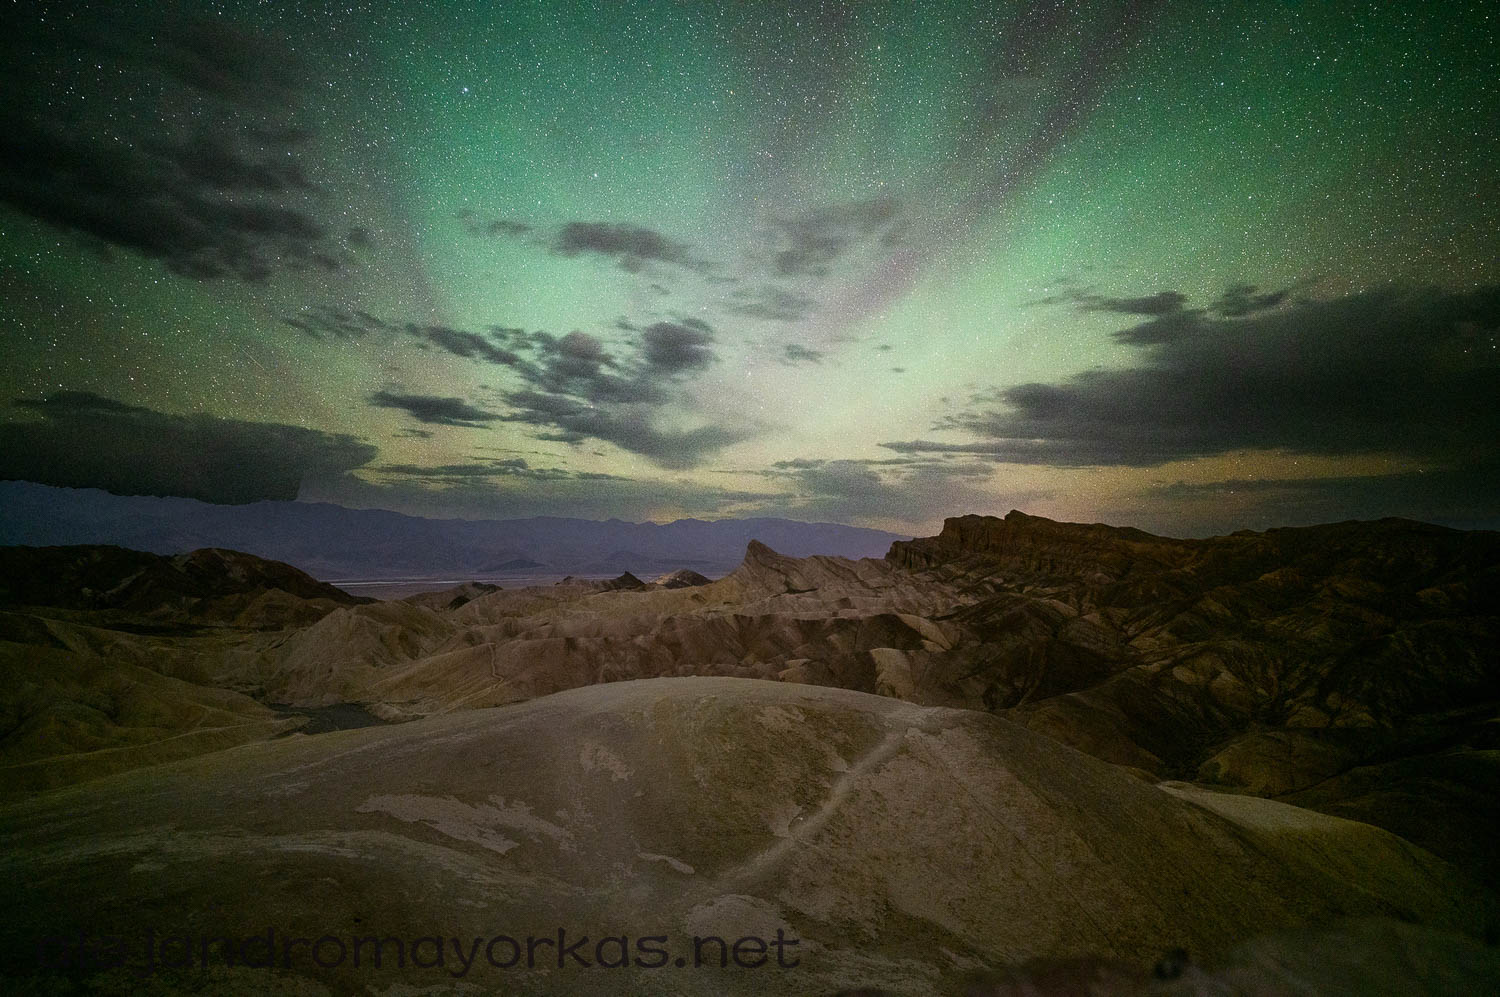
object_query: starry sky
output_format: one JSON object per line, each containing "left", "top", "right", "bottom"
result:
{"left": 2, "top": 0, "right": 1497, "bottom": 536}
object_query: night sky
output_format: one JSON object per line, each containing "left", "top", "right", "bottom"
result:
{"left": 2, "top": 1, "right": 1497, "bottom": 536}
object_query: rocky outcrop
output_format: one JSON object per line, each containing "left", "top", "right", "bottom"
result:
{"left": 0, "top": 544, "right": 367, "bottom": 625}
{"left": 600, "top": 571, "right": 648, "bottom": 590}
{"left": 654, "top": 568, "right": 713, "bottom": 588}
{"left": 887, "top": 510, "right": 1191, "bottom": 582}
{"left": 724, "top": 540, "right": 965, "bottom": 617}
{"left": 258, "top": 600, "right": 461, "bottom": 706}
{"left": 884, "top": 512, "right": 1500, "bottom": 757}
{"left": 401, "top": 581, "right": 501, "bottom": 611}
{"left": 872, "top": 512, "right": 1500, "bottom": 888}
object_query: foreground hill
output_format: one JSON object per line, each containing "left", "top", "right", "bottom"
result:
{"left": 3, "top": 678, "right": 1493, "bottom": 996}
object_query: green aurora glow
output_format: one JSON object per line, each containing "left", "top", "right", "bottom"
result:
{"left": 2, "top": 1, "right": 1496, "bottom": 534}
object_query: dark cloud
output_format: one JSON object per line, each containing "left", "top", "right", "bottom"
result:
{"left": 769, "top": 197, "right": 901, "bottom": 277}
{"left": 495, "top": 391, "right": 751, "bottom": 470}
{"left": 1033, "top": 280, "right": 1305, "bottom": 350}
{"left": 369, "top": 392, "right": 501, "bottom": 429}
{"left": 0, "top": 11, "right": 340, "bottom": 282}
{"left": 302, "top": 305, "right": 745, "bottom": 466}
{"left": 792, "top": 461, "right": 883, "bottom": 498}
{"left": 1108, "top": 308, "right": 1210, "bottom": 346}
{"left": 137, "top": 16, "right": 304, "bottom": 105}
{"left": 373, "top": 458, "right": 625, "bottom": 484}
{"left": 551, "top": 222, "right": 710, "bottom": 273}
{"left": 765, "top": 455, "right": 994, "bottom": 475}
{"left": 1019, "top": 293, "right": 1077, "bottom": 308}
{"left": 301, "top": 469, "right": 781, "bottom": 524}
{"left": 282, "top": 306, "right": 391, "bottom": 340}
{"left": 1211, "top": 283, "right": 1296, "bottom": 317}
{"left": 481, "top": 321, "right": 750, "bottom": 466}
{"left": 883, "top": 284, "right": 1500, "bottom": 476}
{"left": 498, "top": 329, "right": 664, "bottom": 404}
{"left": 782, "top": 344, "right": 825, "bottom": 365}
{"left": 404, "top": 324, "right": 528, "bottom": 368}
{"left": 1079, "top": 290, "right": 1188, "bottom": 315}
{"left": 456, "top": 210, "right": 533, "bottom": 239}
{"left": 379, "top": 459, "right": 534, "bottom": 478}
{"left": 750, "top": 455, "right": 1018, "bottom": 525}
{"left": 1031, "top": 282, "right": 1302, "bottom": 326}
{"left": 464, "top": 216, "right": 715, "bottom": 275}
{"left": 152, "top": 132, "right": 313, "bottom": 192}
{"left": 725, "top": 286, "right": 818, "bottom": 322}
{"left": 641, "top": 320, "right": 716, "bottom": 373}
{"left": 1144, "top": 464, "right": 1500, "bottom": 532}
{"left": 0, "top": 391, "right": 374, "bottom": 503}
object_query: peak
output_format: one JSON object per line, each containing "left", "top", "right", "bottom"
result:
{"left": 654, "top": 568, "right": 712, "bottom": 589}
{"left": 936, "top": 511, "right": 1051, "bottom": 532}
{"left": 725, "top": 538, "right": 814, "bottom": 591}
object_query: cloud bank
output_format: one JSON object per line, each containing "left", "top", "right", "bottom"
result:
{"left": 0, "top": 12, "right": 342, "bottom": 281}
{"left": 0, "top": 392, "right": 375, "bottom": 503}
{"left": 888, "top": 284, "right": 1500, "bottom": 470}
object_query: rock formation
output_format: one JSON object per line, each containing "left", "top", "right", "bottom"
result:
{"left": 0, "top": 546, "right": 373, "bottom": 794}
{"left": 880, "top": 512, "right": 1500, "bottom": 888}
{"left": 2, "top": 507, "right": 1496, "bottom": 961}
{"left": 401, "top": 581, "right": 501, "bottom": 611}
{"left": 0, "top": 545, "right": 368, "bottom": 625}
{"left": 654, "top": 568, "right": 713, "bottom": 589}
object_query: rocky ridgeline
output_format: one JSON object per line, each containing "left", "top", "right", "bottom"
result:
{"left": 879, "top": 511, "right": 1500, "bottom": 888}
{"left": 0, "top": 544, "right": 369, "bottom": 626}
{"left": 886, "top": 510, "right": 1190, "bottom": 580}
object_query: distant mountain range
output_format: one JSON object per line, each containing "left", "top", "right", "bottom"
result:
{"left": 0, "top": 481, "right": 907, "bottom": 581}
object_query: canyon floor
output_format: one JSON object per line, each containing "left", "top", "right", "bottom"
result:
{"left": 2, "top": 512, "right": 1497, "bottom": 994}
